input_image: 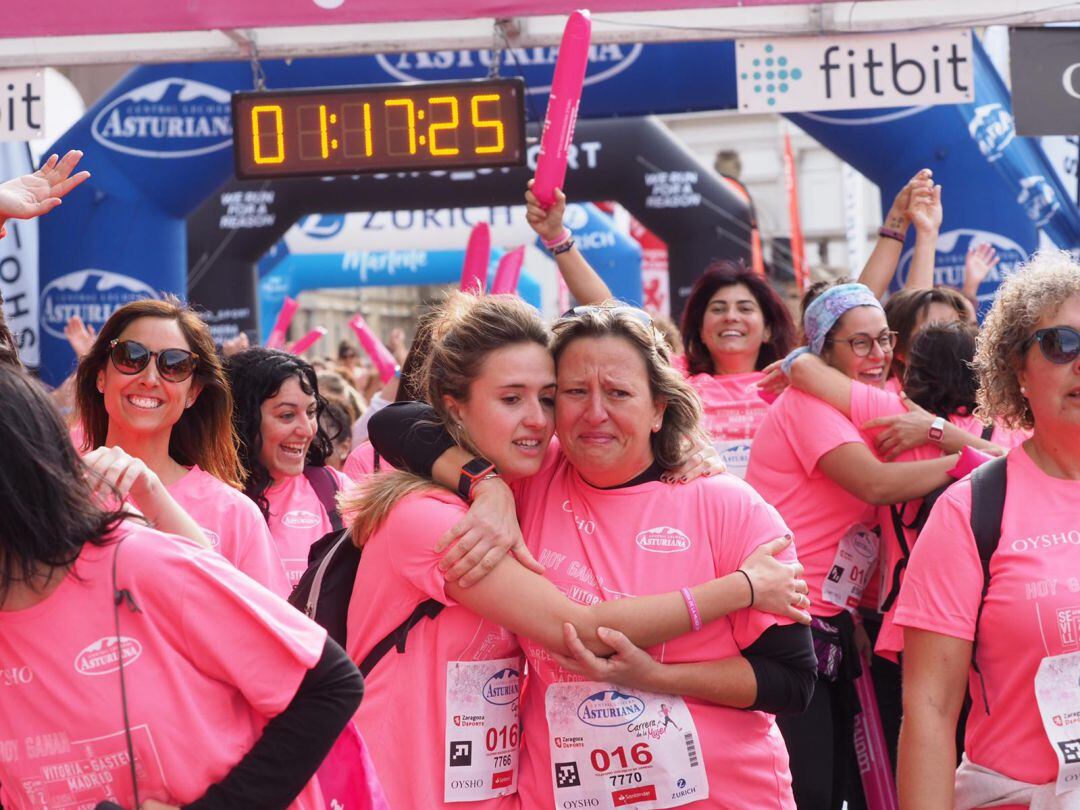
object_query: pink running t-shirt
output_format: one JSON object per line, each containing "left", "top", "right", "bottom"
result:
{"left": 848, "top": 383, "right": 1030, "bottom": 660}
{"left": 0, "top": 523, "right": 326, "bottom": 810}
{"left": 343, "top": 440, "right": 396, "bottom": 481}
{"left": 347, "top": 490, "right": 521, "bottom": 810}
{"left": 746, "top": 388, "right": 877, "bottom": 617}
{"left": 512, "top": 447, "right": 797, "bottom": 809}
{"left": 168, "top": 465, "right": 291, "bottom": 597}
{"left": 265, "top": 467, "right": 353, "bottom": 587}
{"left": 673, "top": 355, "right": 770, "bottom": 480}
{"left": 894, "top": 447, "right": 1080, "bottom": 793}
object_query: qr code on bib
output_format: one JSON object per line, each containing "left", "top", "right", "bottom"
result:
{"left": 1059, "top": 739, "right": 1080, "bottom": 764}
{"left": 555, "top": 762, "right": 581, "bottom": 788}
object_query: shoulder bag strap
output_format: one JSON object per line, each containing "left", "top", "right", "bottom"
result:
{"left": 968, "top": 454, "right": 1008, "bottom": 714}
{"left": 303, "top": 465, "right": 344, "bottom": 532}
{"left": 359, "top": 599, "right": 445, "bottom": 677}
{"left": 111, "top": 538, "right": 142, "bottom": 808}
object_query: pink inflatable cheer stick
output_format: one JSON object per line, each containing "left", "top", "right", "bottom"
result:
{"left": 459, "top": 222, "right": 491, "bottom": 295}
{"left": 853, "top": 658, "right": 899, "bottom": 810}
{"left": 265, "top": 296, "right": 299, "bottom": 349}
{"left": 349, "top": 314, "right": 398, "bottom": 383}
{"left": 532, "top": 9, "right": 592, "bottom": 209}
{"left": 289, "top": 327, "right": 327, "bottom": 356}
{"left": 490, "top": 245, "right": 526, "bottom": 295}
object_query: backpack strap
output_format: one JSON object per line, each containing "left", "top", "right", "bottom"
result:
{"left": 304, "top": 465, "right": 344, "bottom": 532}
{"left": 373, "top": 452, "right": 382, "bottom": 473}
{"left": 968, "top": 454, "right": 1008, "bottom": 715}
{"left": 880, "top": 503, "right": 913, "bottom": 613}
{"left": 359, "top": 599, "right": 445, "bottom": 677}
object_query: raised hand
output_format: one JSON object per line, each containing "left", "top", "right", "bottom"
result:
{"left": 0, "top": 150, "right": 90, "bottom": 222}
{"left": 963, "top": 243, "right": 999, "bottom": 297}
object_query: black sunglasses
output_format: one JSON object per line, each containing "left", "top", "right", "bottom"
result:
{"left": 108, "top": 339, "right": 199, "bottom": 382}
{"left": 1023, "top": 326, "right": 1080, "bottom": 365}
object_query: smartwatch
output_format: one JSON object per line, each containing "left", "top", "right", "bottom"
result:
{"left": 458, "top": 457, "right": 498, "bottom": 502}
{"left": 928, "top": 416, "right": 946, "bottom": 444}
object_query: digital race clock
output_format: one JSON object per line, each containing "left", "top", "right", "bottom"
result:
{"left": 231, "top": 78, "right": 527, "bottom": 179}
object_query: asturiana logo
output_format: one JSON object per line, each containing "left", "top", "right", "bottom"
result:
{"left": 40, "top": 270, "right": 160, "bottom": 340}
{"left": 720, "top": 443, "right": 752, "bottom": 471}
{"left": 74, "top": 637, "right": 142, "bottom": 676}
{"left": 283, "top": 510, "right": 322, "bottom": 529}
{"left": 375, "top": 43, "right": 642, "bottom": 97}
{"left": 897, "top": 229, "right": 1026, "bottom": 305}
{"left": 482, "top": 667, "right": 521, "bottom": 706}
{"left": 968, "top": 103, "right": 1015, "bottom": 163}
{"left": 1017, "top": 176, "right": 1060, "bottom": 228}
{"left": 92, "top": 78, "right": 232, "bottom": 159}
{"left": 576, "top": 690, "right": 646, "bottom": 727}
{"left": 635, "top": 527, "right": 691, "bottom": 554}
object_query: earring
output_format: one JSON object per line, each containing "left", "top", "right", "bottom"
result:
{"left": 1020, "top": 386, "right": 1028, "bottom": 396}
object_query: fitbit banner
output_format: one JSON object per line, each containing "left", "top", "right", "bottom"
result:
{"left": 736, "top": 29, "right": 974, "bottom": 114}
{"left": 1009, "top": 28, "right": 1080, "bottom": 137}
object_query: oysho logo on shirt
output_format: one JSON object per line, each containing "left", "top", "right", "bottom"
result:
{"left": 635, "top": 526, "right": 691, "bottom": 553}
{"left": 282, "top": 510, "right": 322, "bottom": 529}
{"left": 74, "top": 637, "right": 143, "bottom": 676}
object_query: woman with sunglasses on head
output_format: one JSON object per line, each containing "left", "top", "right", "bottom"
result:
{"left": 370, "top": 301, "right": 818, "bottom": 810}
{"left": 342, "top": 293, "right": 809, "bottom": 810}
{"left": 674, "top": 260, "right": 797, "bottom": 478}
{"left": 74, "top": 299, "right": 290, "bottom": 596}
{"left": 895, "top": 252, "right": 1080, "bottom": 810}
{"left": 0, "top": 363, "right": 363, "bottom": 810}
{"left": 227, "top": 348, "right": 353, "bottom": 589}
{"left": 745, "top": 282, "right": 974, "bottom": 810}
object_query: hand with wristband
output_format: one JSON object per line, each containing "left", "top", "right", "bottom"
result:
{"left": 524, "top": 179, "right": 572, "bottom": 251}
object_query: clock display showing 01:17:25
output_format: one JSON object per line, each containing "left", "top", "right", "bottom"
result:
{"left": 231, "top": 78, "right": 526, "bottom": 178}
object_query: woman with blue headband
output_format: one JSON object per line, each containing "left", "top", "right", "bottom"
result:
{"left": 746, "top": 281, "right": 974, "bottom": 810}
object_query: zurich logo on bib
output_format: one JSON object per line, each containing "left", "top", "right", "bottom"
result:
{"left": 40, "top": 270, "right": 160, "bottom": 340}
{"left": 91, "top": 78, "right": 232, "bottom": 159}
{"left": 577, "top": 690, "right": 646, "bottom": 727}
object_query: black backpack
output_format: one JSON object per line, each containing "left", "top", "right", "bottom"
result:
{"left": 880, "top": 424, "right": 997, "bottom": 613}
{"left": 968, "top": 454, "right": 1008, "bottom": 713}
{"left": 287, "top": 464, "right": 444, "bottom": 676}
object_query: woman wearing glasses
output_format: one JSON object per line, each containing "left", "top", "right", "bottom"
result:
{"left": 73, "top": 299, "right": 290, "bottom": 595}
{"left": 745, "top": 282, "right": 967, "bottom": 810}
{"left": 675, "top": 260, "right": 797, "bottom": 478}
{"left": 896, "top": 252, "right": 1080, "bottom": 809}
{"left": 369, "top": 300, "right": 818, "bottom": 809}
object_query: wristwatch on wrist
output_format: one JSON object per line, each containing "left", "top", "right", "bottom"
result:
{"left": 928, "top": 416, "right": 946, "bottom": 444}
{"left": 458, "top": 457, "right": 498, "bottom": 502}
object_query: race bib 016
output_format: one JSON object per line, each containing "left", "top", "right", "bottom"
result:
{"left": 546, "top": 682, "right": 708, "bottom": 809}
{"left": 1034, "top": 651, "right": 1080, "bottom": 796}
{"left": 822, "top": 524, "right": 880, "bottom": 610}
{"left": 444, "top": 656, "right": 522, "bottom": 803}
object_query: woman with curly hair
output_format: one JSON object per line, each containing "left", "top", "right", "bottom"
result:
{"left": 227, "top": 347, "right": 352, "bottom": 588}
{"left": 676, "top": 260, "right": 797, "bottom": 477}
{"left": 895, "top": 250, "right": 1080, "bottom": 809}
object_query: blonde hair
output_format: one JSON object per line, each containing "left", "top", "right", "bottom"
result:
{"left": 974, "top": 250, "right": 1080, "bottom": 430}
{"left": 550, "top": 302, "right": 705, "bottom": 470}
{"left": 340, "top": 293, "right": 549, "bottom": 546}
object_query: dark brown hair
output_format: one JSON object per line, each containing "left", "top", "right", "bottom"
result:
{"left": 883, "top": 286, "right": 972, "bottom": 377}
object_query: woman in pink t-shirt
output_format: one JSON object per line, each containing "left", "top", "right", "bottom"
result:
{"left": 370, "top": 301, "right": 820, "bottom": 810}
{"left": 228, "top": 348, "right": 353, "bottom": 588}
{"left": 746, "top": 282, "right": 969, "bottom": 810}
{"left": 0, "top": 363, "right": 363, "bottom": 810}
{"left": 674, "top": 261, "right": 797, "bottom": 478}
{"left": 71, "top": 298, "right": 290, "bottom": 596}
{"left": 896, "top": 251, "right": 1080, "bottom": 809}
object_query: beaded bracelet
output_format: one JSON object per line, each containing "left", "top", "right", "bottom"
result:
{"left": 552, "top": 238, "right": 575, "bottom": 256}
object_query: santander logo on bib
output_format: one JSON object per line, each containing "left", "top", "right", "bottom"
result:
{"left": 282, "top": 510, "right": 322, "bottom": 529}
{"left": 74, "top": 637, "right": 143, "bottom": 676}
{"left": 577, "top": 690, "right": 646, "bottom": 727}
{"left": 635, "top": 526, "right": 691, "bottom": 554}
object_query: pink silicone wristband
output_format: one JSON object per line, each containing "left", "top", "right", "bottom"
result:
{"left": 680, "top": 587, "right": 703, "bottom": 632}
{"left": 541, "top": 228, "right": 572, "bottom": 249}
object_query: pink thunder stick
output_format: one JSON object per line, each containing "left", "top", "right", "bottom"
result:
{"left": 265, "top": 296, "right": 299, "bottom": 349}
{"left": 489, "top": 246, "right": 526, "bottom": 295}
{"left": 288, "top": 327, "right": 327, "bottom": 356}
{"left": 459, "top": 222, "right": 491, "bottom": 294}
{"left": 853, "top": 657, "right": 899, "bottom": 810}
{"left": 349, "top": 314, "right": 398, "bottom": 383}
{"left": 531, "top": 10, "right": 592, "bottom": 209}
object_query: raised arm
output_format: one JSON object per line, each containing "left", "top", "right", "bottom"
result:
{"left": 525, "top": 182, "right": 612, "bottom": 305}
{"left": 904, "top": 183, "right": 941, "bottom": 290}
{"left": 858, "top": 169, "right": 932, "bottom": 298}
